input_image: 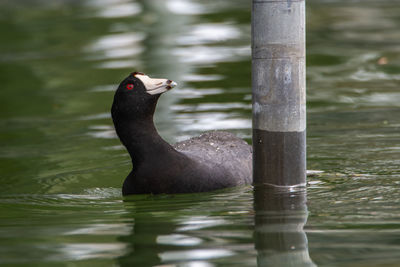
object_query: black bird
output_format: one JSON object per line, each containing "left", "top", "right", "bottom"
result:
{"left": 111, "top": 72, "right": 252, "bottom": 195}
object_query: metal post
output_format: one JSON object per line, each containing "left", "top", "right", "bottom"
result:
{"left": 252, "top": 0, "right": 306, "bottom": 186}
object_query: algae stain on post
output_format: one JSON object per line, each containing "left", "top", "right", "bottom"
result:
{"left": 252, "top": 0, "right": 306, "bottom": 187}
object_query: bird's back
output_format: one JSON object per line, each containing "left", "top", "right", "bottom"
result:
{"left": 173, "top": 131, "right": 252, "bottom": 185}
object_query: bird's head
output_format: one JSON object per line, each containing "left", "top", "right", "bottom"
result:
{"left": 111, "top": 72, "right": 177, "bottom": 121}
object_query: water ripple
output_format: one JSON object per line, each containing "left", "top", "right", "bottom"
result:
{"left": 177, "top": 23, "right": 241, "bottom": 45}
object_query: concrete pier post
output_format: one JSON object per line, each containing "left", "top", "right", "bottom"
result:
{"left": 252, "top": 0, "right": 306, "bottom": 186}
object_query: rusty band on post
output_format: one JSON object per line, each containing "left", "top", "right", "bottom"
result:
{"left": 252, "top": 0, "right": 306, "bottom": 186}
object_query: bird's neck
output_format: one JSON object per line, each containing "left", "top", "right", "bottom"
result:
{"left": 114, "top": 115, "right": 175, "bottom": 166}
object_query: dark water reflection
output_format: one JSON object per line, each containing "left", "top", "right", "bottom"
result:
{"left": 254, "top": 186, "right": 315, "bottom": 267}
{"left": 1, "top": 0, "right": 400, "bottom": 265}
{"left": 118, "top": 188, "right": 254, "bottom": 266}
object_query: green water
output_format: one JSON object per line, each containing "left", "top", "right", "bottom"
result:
{"left": 1, "top": 0, "right": 399, "bottom": 266}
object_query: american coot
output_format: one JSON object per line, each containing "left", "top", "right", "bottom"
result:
{"left": 111, "top": 72, "right": 252, "bottom": 195}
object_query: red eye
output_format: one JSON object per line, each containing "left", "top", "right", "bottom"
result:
{"left": 126, "top": 84, "right": 134, "bottom": 90}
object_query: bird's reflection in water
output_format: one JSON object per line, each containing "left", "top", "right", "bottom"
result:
{"left": 254, "top": 185, "right": 316, "bottom": 267}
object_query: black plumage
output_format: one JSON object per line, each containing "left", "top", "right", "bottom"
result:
{"left": 111, "top": 72, "right": 252, "bottom": 195}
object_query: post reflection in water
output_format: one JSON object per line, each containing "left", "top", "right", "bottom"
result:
{"left": 254, "top": 185, "right": 316, "bottom": 267}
